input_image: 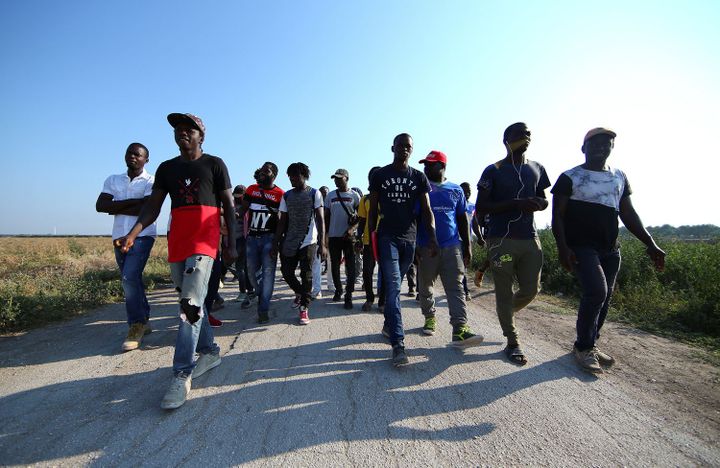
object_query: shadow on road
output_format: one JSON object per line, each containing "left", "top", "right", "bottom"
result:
{"left": 0, "top": 281, "right": 591, "bottom": 465}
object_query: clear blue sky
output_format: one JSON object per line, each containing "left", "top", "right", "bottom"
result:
{"left": 2, "top": 0, "right": 718, "bottom": 234}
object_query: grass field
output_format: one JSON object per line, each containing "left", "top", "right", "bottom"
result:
{"left": 0, "top": 237, "right": 170, "bottom": 332}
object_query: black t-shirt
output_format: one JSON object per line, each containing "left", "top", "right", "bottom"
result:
{"left": 370, "top": 164, "right": 430, "bottom": 242}
{"left": 153, "top": 153, "right": 231, "bottom": 262}
{"left": 551, "top": 165, "right": 631, "bottom": 251}
{"left": 476, "top": 159, "right": 551, "bottom": 239}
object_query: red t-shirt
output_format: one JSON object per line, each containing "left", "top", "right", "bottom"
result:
{"left": 154, "top": 154, "right": 231, "bottom": 262}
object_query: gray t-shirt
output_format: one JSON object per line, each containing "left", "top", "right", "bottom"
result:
{"left": 279, "top": 187, "right": 323, "bottom": 257}
{"left": 325, "top": 189, "right": 360, "bottom": 238}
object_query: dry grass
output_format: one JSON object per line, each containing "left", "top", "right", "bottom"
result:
{"left": 0, "top": 237, "right": 170, "bottom": 332}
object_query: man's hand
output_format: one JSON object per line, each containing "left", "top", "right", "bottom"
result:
{"left": 646, "top": 245, "right": 666, "bottom": 271}
{"left": 557, "top": 245, "right": 577, "bottom": 272}
{"left": 317, "top": 243, "right": 328, "bottom": 262}
{"left": 119, "top": 235, "right": 136, "bottom": 253}
{"left": 269, "top": 244, "right": 279, "bottom": 259}
{"left": 223, "top": 245, "right": 238, "bottom": 266}
{"left": 476, "top": 235, "right": 486, "bottom": 247}
{"left": 427, "top": 239, "right": 439, "bottom": 258}
{"left": 516, "top": 198, "right": 543, "bottom": 213}
{"left": 462, "top": 244, "right": 472, "bottom": 267}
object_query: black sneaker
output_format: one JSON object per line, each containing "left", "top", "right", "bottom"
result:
{"left": 381, "top": 325, "right": 390, "bottom": 339}
{"left": 392, "top": 345, "right": 409, "bottom": 367}
{"left": 257, "top": 312, "right": 269, "bottom": 324}
{"left": 332, "top": 291, "right": 342, "bottom": 302}
{"left": 344, "top": 293, "right": 353, "bottom": 310}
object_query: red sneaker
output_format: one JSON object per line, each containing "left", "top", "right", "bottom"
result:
{"left": 298, "top": 307, "right": 310, "bottom": 325}
{"left": 208, "top": 314, "right": 223, "bottom": 327}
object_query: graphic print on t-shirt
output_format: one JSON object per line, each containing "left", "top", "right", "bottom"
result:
{"left": 379, "top": 175, "right": 419, "bottom": 203}
{"left": 178, "top": 178, "right": 200, "bottom": 204}
{"left": 245, "top": 184, "right": 284, "bottom": 235}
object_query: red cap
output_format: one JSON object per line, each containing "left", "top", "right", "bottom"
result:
{"left": 418, "top": 150, "right": 447, "bottom": 165}
{"left": 167, "top": 113, "right": 206, "bottom": 135}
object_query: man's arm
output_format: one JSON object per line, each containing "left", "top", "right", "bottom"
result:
{"left": 220, "top": 189, "right": 238, "bottom": 265}
{"left": 315, "top": 206, "right": 327, "bottom": 261}
{"left": 270, "top": 211, "right": 287, "bottom": 258}
{"left": 119, "top": 188, "right": 167, "bottom": 252}
{"left": 619, "top": 196, "right": 665, "bottom": 271}
{"left": 456, "top": 210, "right": 471, "bottom": 267}
{"left": 96, "top": 193, "right": 147, "bottom": 216}
{"left": 368, "top": 191, "right": 379, "bottom": 235}
{"left": 471, "top": 211, "right": 484, "bottom": 246}
{"left": 551, "top": 193, "right": 576, "bottom": 272}
{"left": 419, "top": 193, "right": 438, "bottom": 257}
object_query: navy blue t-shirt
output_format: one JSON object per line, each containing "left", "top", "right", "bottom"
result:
{"left": 370, "top": 164, "right": 430, "bottom": 242}
{"left": 476, "top": 159, "right": 551, "bottom": 239}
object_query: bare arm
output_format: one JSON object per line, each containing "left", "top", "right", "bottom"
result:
{"left": 456, "top": 210, "right": 471, "bottom": 267}
{"left": 270, "top": 211, "right": 287, "bottom": 258}
{"left": 119, "top": 188, "right": 167, "bottom": 252}
{"left": 551, "top": 193, "right": 576, "bottom": 272}
{"left": 315, "top": 207, "right": 327, "bottom": 260}
{"left": 419, "top": 193, "right": 438, "bottom": 257}
{"left": 368, "top": 191, "right": 379, "bottom": 235}
{"left": 96, "top": 193, "right": 147, "bottom": 216}
{"left": 220, "top": 189, "right": 238, "bottom": 265}
{"left": 619, "top": 196, "right": 665, "bottom": 271}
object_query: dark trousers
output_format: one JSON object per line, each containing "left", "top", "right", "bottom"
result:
{"left": 329, "top": 237, "right": 356, "bottom": 295}
{"left": 406, "top": 261, "right": 417, "bottom": 291}
{"left": 280, "top": 244, "right": 317, "bottom": 308}
{"left": 204, "top": 256, "right": 223, "bottom": 312}
{"left": 362, "top": 244, "right": 385, "bottom": 304}
{"left": 573, "top": 247, "right": 621, "bottom": 351}
{"left": 234, "top": 237, "right": 254, "bottom": 294}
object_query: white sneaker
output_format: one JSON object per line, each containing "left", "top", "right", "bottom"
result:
{"left": 193, "top": 353, "right": 221, "bottom": 378}
{"left": 161, "top": 374, "right": 192, "bottom": 409}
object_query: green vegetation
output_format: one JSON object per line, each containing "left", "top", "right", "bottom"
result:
{"left": 473, "top": 228, "right": 720, "bottom": 357}
{"left": 0, "top": 237, "right": 171, "bottom": 332}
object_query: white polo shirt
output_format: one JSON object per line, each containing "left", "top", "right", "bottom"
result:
{"left": 101, "top": 169, "right": 157, "bottom": 240}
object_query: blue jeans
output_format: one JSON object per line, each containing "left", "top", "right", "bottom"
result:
{"left": 170, "top": 255, "right": 220, "bottom": 375}
{"left": 246, "top": 234, "right": 277, "bottom": 313}
{"left": 113, "top": 236, "right": 155, "bottom": 325}
{"left": 377, "top": 236, "right": 415, "bottom": 347}
{"left": 573, "top": 247, "right": 621, "bottom": 351}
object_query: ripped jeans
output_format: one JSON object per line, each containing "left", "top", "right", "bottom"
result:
{"left": 170, "top": 255, "right": 221, "bottom": 376}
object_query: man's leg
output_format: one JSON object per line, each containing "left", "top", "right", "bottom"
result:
{"left": 487, "top": 238, "right": 519, "bottom": 346}
{"left": 169, "top": 255, "right": 216, "bottom": 376}
{"left": 298, "top": 244, "right": 317, "bottom": 307}
{"left": 362, "top": 244, "right": 376, "bottom": 305}
{"left": 329, "top": 237, "right": 343, "bottom": 297}
{"left": 258, "top": 234, "right": 278, "bottom": 313}
{"left": 245, "top": 236, "right": 261, "bottom": 304}
{"left": 280, "top": 252, "right": 302, "bottom": 295}
{"left": 311, "top": 252, "right": 322, "bottom": 298}
{"left": 342, "top": 238, "right": 356, "bottom": 294}
{"left": 512, "top": 238, "right": 543, "bottom": 313}
{"left": 235, "top": 237, "right": 249, "bottom": 295}
{"left": 417, "top": 245, "right": 440, "bottom": 335}
{"left": 437, "top": 245, "right": 467, "bottom": 327}
{"left": 406, "top": 262, "right": 417, "bottom": 294}
{"left": 378, "top": 237, "right": 404, "bottom": 347}
{"left": 114, "top": 236, "right": 155, "bottom": 325}
{"left": 595, "top": 249, "right": 621, "bottom": 342}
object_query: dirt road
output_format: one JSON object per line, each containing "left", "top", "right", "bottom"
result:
{"left": 1, "top": 279, "right": 718, "bottom": 466}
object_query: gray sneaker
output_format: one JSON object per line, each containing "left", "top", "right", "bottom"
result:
{"left": 592, "top": 346, "right": 615, "bottom": 367}
{"left": 193, "top": 352, "right": 221, "bottom": 378}
{"left": 161, "top": 373, "right": 192, "bottom": 409}
{"left": 574, "top": 346, "right": 603, "bottom": 374}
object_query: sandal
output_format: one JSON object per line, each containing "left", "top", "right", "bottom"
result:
{"left": 504, "top": 345, "right": 528, "bottom": 366}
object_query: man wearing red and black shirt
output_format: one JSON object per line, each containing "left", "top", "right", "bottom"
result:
{"left": 237, "top": 161, "right": 284, "bottom": 323}
{"left": 121, "top": 113, "right": 237, "bottom": 410}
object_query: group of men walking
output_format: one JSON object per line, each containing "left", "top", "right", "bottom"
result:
{"left": 97, "top": 113, "right": 665, "bottom": 409}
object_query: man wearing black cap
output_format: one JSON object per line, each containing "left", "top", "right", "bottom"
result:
{"left": 120, "top": 113, "right": 237, "bottom": 409}
{"left": 552, "top": 127, "right": 665, "bottom": 373}
{"left": 325, "top": 168, "right": 360, "bottom": 309}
